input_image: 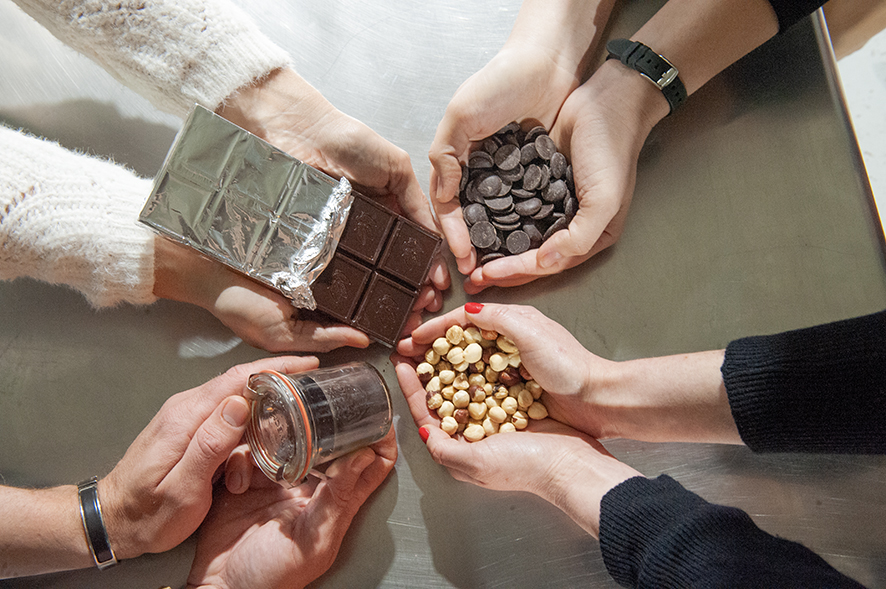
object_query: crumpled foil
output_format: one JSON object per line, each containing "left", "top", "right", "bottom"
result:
{"left": 139, "top": 105, "right": 353, "bottom": 309}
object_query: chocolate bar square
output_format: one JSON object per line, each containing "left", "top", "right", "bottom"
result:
{"left": 378, "top": 218, "right": 440, "bottom": 288}
{"left": 312, "top": 253, "right": 372, "bottom": 322}
{"left": 336, "top": 194, "right": 396, "bottom": 264}
{"left": 352, "top": 274, "right": 418, "bottom": 345}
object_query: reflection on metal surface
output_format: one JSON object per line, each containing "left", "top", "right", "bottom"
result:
{"left": 1, "top": 1, "right": 885, "bottom": 588}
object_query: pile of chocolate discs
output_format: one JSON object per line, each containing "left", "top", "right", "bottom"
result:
{"left": 459, "top": 122, "right": 577, "bottom": 264}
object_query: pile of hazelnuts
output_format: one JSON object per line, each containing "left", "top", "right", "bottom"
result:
{"left": 415, "top": 323, "right": 548, "bottom": 442}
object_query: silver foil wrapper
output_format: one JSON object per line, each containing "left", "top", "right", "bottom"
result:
{"left": 139, "top": 105, "right": 353, "bottom": 309}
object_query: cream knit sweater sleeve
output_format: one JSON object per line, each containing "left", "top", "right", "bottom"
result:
{"left": 2, "top": 1, "right": 291, "bottom": 306}
{"left": 12, "top": 0, "right": 291, "bottom": 118}
{"left": 0, "top": 126, "right": 157, "bottom": 307}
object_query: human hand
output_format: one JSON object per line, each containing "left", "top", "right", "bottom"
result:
{"left": 397, "top": 302, "right": 615, "bottom": 436}
{"left": 393, "top": 347, "right": 638, "bottom": 537}
{"left": 96, "top": 355, "right": 320, "bottom": 560}
{"left": 218, "top": 67, "right": 449, "bottom": 306}
{"left": 429, "top": 44, "right": 586, "bottom": 280}
{"left": 186, "top": 431, "right": 397, "bottom": 589}
{"left": 461, "top": 61, "right": 669, "bottom": 292}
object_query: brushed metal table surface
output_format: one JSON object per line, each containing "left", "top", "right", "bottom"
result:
{"left": 2, "top": 1, "right": 886, "bottom": 588}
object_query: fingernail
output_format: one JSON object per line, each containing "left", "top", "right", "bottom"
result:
{"left": 418, "top": 425, "right": 430, "bottom": 444}
{"left": 222, "top": 397, "right": 249, "bottom": 427}
{"left": 464, "top": 302, "right": 484, "bottom": 314}
{"left": 539, "top": 250, "right": 562, "bottom": 269}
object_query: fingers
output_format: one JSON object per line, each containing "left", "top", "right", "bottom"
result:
{"left": 280, "top": 319, "right": 372, "bottom": 353}
{"left": 224, "top": 444, "right": 253, "bottom": 495}
{"left": 167, "top": 395, "right": 251, "bottom": 490}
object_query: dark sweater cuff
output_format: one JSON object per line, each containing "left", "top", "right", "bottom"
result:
{"left": 767, "top": 0, "right": 827, "bottom": 32}
{"left": 722, "top": 309, "right": 886, "bottom": 453}
{"left": 599, "top": 475, "right": 864, "bottom": 588}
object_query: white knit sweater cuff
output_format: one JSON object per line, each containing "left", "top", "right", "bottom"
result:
{"left": 12, "top": 0, "right": 292, "bottom": 118}
{"left": 0, "top": 126, "right": 157, "bottom": 308}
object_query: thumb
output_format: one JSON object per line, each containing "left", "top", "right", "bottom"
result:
{"left": 170, "top": 396, "right": 250, "bottom": 488}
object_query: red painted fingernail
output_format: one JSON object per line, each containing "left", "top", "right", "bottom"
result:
{"left": 465, "top": 302, "right": 484, "bottom": 314}
{"left": 418, "top": 425, "right": 430, "bottom": 444}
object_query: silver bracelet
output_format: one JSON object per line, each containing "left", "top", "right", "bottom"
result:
{"left": 77, "top": 477, "right": 118, "bottom": 569}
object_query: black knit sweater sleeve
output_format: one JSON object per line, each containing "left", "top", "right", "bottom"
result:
{"left": 722, "top": 309, "right": 886, "bottom": 453}
{"left": 599, "top": 475, "right": 864, "bottom": 588}
{"left": 767, "top": 0, "right": 827, "bottom": 32}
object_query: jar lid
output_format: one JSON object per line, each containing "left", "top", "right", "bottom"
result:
{"left": 244, "top": 371, "right": 313, "bottom": 486}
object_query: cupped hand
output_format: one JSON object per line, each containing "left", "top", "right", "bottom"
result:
{"left": 398, "top": 302, "right": 615, "bottom": 436}
{"left": 97, "top": 355, "right": 319, "bottom": 560}
{"left": 186, "top": 431, "right": 397, "bottom": 589}
{"left": 429, "top": 43, "right": 585, "bottom": 277}
{"left": 462, "top": 61, "right": 667, "bottom": 293}
{"left": 392, "top": 349, "right": 639, "bottom": 537}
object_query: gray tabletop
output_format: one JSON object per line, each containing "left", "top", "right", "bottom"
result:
{"left": 2, "top": 1, "right": 886, "bottom": 588}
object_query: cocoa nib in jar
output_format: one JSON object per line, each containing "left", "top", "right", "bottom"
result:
{"left": 458, "top": 121, "right": 577, "bottom": 265}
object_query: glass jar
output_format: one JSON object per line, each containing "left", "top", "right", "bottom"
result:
{"left": 244, "top": 362, "right": 392, "bottom": 486}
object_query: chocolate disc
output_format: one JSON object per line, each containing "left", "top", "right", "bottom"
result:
{"left": 479, "top": 251, "right": 506, "bottom": 265}
{"left": 542, "top": 179, "right": 567, "bottom": 203}
{"left": 498, "top": 164, "right": 524, "bottom": 183}
{"left": 477, "top": 173, "right": 503, "bottom": 197}
{"left": 522, "top": 222, "right": 544, "bottom": 248}
{"left": 531, "top": 203, "right": 555, "bottom": 220}
{"left": 515, "top": 197, "right": 542, "bottom": 217}
{"left": 470, "top": 221, "right": 498, "bottom": 249}
{"left": 506, "top": 230, "right": 531, "bottom": 254}
{"left": 510, "top": 187, "right": 536, "bottom": 199}
{"left": 543, "top": 215, "right": 570, "bottom": 240}
{"left": 492, "top": 220, "right": 521, "bottom": 232}
{"left": 520, "top": 143, "right": 538, "bottom": 165}
{"left": 492, "top": 211, "right": 521, "bottom": 224}
{"left": 522, "top": 164, "right": 541, "bottom": 191}
{"left": 463, "top": 203, "right": 488, "bottom": 225}
{"left": 525, "top": 125, "right": 547, "bottom": 143}
{"left": 494, "top": 144, "right": 521, "bottom": 171}
{"left": 468, "top": 151, "right": 494, "bottom": 169}
{"left": 497, "top": 121, "right": 521, "bottom": 135}
{"left": 484, "top": 195, "right": 514, "bottom": 212}
{"left": 534, "top": 135, "right": 556, "bottom": 160}
{"left": 564, "top": 195, "right": 578, "bottom": 219}
{"left": 550, "top": 152, "right": 567, "bottom": 178}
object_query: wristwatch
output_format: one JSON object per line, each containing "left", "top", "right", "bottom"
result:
{"left": 77, "top": 477, "right": 118, "bottom": 569}
{"left": 606, "top": 38, "right": 687, "bottom": 114}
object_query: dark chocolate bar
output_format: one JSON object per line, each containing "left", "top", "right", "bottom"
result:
{"left": 314, "top": 193, "right": 441, "bottom": 346}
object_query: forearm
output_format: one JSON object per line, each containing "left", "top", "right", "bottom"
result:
{"left": 12, "top": 0, "right": 290, "bottom": 118}
{"left": 590, "top": 0, "right": 779, "bottom": 130}
{"left": 0, "top": 485, "right": 93, "bottom": 578}
{"left": 599, "top": 350, "right": 742, "bottom": 444}
{"left": 505, "top": 0, "right": 617, "bottom": 74}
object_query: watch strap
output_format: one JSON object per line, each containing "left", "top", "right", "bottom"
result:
{"left": 77, "top": 477, "right": 118, "bottom": 570}
{"left": 606, "top": 38, "right": 687, "bottom": 114}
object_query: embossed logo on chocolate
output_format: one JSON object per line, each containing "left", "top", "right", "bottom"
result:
{"left": 350, "top": 209, "right": 373, "bottom": 248}
{"left": 398, "top": 236, "right": 421, "bottom": 265}
{"left": 328, "top": 268, "right": 350, "bottom": 303}
{"left": 375, "top": 294, "right": 398, "bottom": 332}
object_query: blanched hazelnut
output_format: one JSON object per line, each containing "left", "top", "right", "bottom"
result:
{"left": 446, "top": 346, "right": 465, "bottom": 365}
{"left": 437, "top": 400, "right": 455, "bottom": 419}
{"left": 511, "top": 410, "right": 529, "bottom": 430}
{"left": 441, "top": 416, "right": 458, "bottom": 435}
{"left": 441, "top": 385, "right": 456, "bottom": 400}
{"left": 527, "top": 401, "right": 549, "bottom": 420}
{"left": 425, "top": 349, "right": 441, "bottom": 364}
{"left": 452, "top": 390, "right": 470, "bottom": 408}
{"left": 446, "top": 324, "right": 465, "bottom": 345}
{"left": 517, "top": 388, "right": 534, "bottom": 411}
{"left": 463, "top": 326, "right": 482, "bottom": 345}
{"left": 438, "top": 369, "right": 456, "bottom": 385}
{"left": 426, "top": 391, "right": 443, "bottom": 410}
{"left": 496, "top": 335, "right": 518, "bottom": 354}
{"left": 499, "top": 422, "right": 517, "bottom": 434}
{"left": 464, "top": 423, "right": 485, "bottom": 442}
{"left": 468, "top": 385, "right": 486, "bottom": 403}
{"left": 501, "top": 396, "right": 518, "bottom": 415}
{"left": 468, "top": 373, "right": 486, "bottom": 388}
{"left": 453, "top": 373, "right": 470, "bottom": 390}
{"left": 525, "top": 380, "right": 543, "bottom": 399}
{"left": 482, "top": 417, "right": 499, "bottom": 436}
{"left": 468, "top": 401, "right": 487, "bottom": 421}
{"left": 464, "top": 342, "right": 483, "bottom": 364}
{"left": 416, "top": 362, "right": 435, "bottom": 383}
{"left": 425, "top": 376, "right": 441, "bottom": 393}
{"left": 433, "top": 337, "right": 451, "bottom": 356}
{"left": 488, "top": 406, "right": 508, "bottom": 424}
{"left": 489, "top": 353, "right": 508, "bottom": 372}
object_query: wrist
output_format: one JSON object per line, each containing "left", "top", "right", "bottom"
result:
{"left": 507, "top": 0, "right": 616, "bottom": 76}
{"left": 216, "top": 67, "right": 338, "bottom": 149}
{"left": 585, "top": 59, "right": 671, "bottom": 132}
{"left": 541, "top": 447, "right": 641, "bottom": 538}
{"left": 152, "top": 236, "right": 221, "bottom": 312}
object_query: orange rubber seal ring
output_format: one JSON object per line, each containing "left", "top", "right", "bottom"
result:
{"left": 262, "top": 370, "right": 313, "bottom": 483}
